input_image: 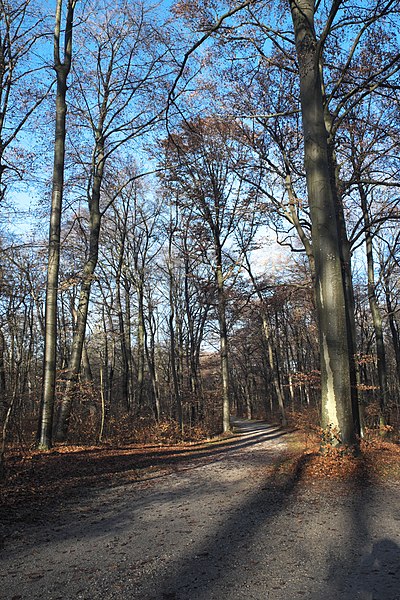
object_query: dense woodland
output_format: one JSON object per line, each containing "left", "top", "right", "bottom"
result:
{"left": 1, "top": 0, "right": 400, "bottom": 462}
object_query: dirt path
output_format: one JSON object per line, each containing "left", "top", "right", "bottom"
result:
{"left": 1, "top": 419, "right": 399, "bottom": 600}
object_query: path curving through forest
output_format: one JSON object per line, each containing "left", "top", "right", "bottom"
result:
{"left": 1, "top": 419, "right": 399, "bottom": 599}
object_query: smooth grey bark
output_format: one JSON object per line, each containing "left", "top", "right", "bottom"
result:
{"left": 325, "top": 116, "right": 361, "bottom": 437}
{"left": 38, "top": 0, "right": 76, "bottom": 450}
{"left": 290, "top": 0, "right": 356, "bottom": 446}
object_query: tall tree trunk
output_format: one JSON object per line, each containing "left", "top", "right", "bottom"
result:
{"left": 136, "top": 281, "right": 145, "bottom": 413}
{"left": 328, "top": 141, "right": 361, "bottom": 437}
{"left": 115, "top": 223, "right": 131, "bottom": 412}
{"left": 215, "top": 255, "right": 230, "bottom": 433}
{"left": 38, "top": 0, "right": 76, "bottom": 450}
{"left": 54, "top": 134, "right": 103, "bottom": 441}
{"left": 290, "top": 0, "right": 356, "bottom": 446}
{"left": 167, "top": 247, "right": 183, "bottom": 433}
{"left": 144, "top": 309, "right": 161, "bottom": 421}
{"left": 81, "top": 342, "right": 93, "bottom": 382}
{"left": 0, "top": 328, "right": 6, "bottom": 409}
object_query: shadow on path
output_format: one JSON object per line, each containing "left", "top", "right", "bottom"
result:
{"left": 154, "top": 451, "right": 311, "bottom": 600}
{"left": 317, "top": 460, "right": 400, "bottom": 600}
{"left": 3, "top": 419, "right": 399, "bottom": 600}
{"left": 1, "top": 419, "right": 287, "bottom": 526}
{"left": 137, "top": 429, "right": 400, "bottom": 600}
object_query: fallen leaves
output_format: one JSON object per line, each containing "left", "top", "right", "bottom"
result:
{"left": 287, "top": 433, "right": 400, "bottom": 484}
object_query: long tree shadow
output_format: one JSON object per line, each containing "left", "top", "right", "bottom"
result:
{"left": 311, "top": 461, "right": 400, "bottom": 600}
{"left": 132, "top": 452, "right": 400, "bottom": 600}
{"left": 2, "top": 436, "right": 313, "bottom": 598}
{"left": 4, "top": 422, "right": 399, "bottom": 600}
{"left": 1, "top": 421, "right": 288, "bottom": 525}
{"left": 142, "top": 453, "right": 313, "bottom": 600}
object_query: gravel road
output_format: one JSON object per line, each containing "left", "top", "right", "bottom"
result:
{"left": 1, "top": 419, "right": 399, "bottom": 600}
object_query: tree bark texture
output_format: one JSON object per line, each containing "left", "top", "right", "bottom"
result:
{"left": 290, "top": 0, "right": 356, "bottom": 446}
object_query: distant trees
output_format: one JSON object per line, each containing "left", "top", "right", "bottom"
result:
{"left": 1, "top": 0, "right": 400, "bottom": 455}
{"left": 163, "top": 117, "right": 256, "bottom": 432}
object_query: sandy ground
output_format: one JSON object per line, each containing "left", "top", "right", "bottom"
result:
{"left": 1, "top": 419, "right": 399, "bottom": 600}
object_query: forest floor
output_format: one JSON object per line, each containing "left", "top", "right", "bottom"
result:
{"left": 1, "top": 418, "right": 400, "bottom": 600}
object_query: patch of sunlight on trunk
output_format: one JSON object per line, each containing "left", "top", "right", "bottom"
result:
{"left": 322, "top": 331, "right": 339, "bottom": 432}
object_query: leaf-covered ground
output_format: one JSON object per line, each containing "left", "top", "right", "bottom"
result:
{"left": 1, "top": 424, "right": 399, "bottom": 522}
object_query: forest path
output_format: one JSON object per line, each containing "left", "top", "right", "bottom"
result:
{"left": 1, "top": 419, "right": 400, "bottom": 600}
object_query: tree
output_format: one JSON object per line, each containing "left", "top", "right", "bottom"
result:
{"left": 173, "top": 0, "right": 400, "bottom": 445}
{"left": 54, "top": 0, "right": 171, "bottom": 440}
{"left": 38, "top": 0, "right": 77, "bottom": 450}
{"left": 287, "top": 0, "right": 356, "bottom": 445}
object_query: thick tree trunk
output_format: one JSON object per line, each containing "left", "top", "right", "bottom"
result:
{"left": 328, "top": 142, "right": 361, "bottom": 437}
{"left": 38, "top": 0, "right": 76, "bottom": 450}
{"left": 290, "top": 0, "right": 356, "bottom": 446}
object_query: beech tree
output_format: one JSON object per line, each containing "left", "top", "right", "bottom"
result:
{"left": 38, "top": 0, "right": 77, "bottom": 450}
{"left": 2, "top": 0, "right": 400, "bottom": 452}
